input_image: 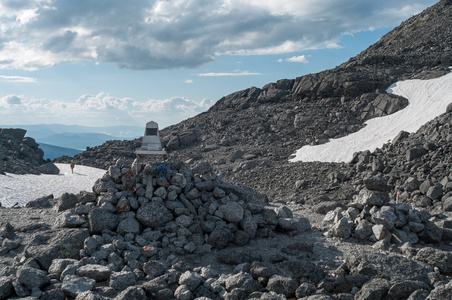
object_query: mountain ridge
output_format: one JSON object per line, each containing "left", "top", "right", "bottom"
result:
{"left": 55, "top": 0, "right": 452, "bottom": 203}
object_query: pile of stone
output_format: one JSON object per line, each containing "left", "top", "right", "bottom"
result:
{"left": 0, "top": 128, "right": 58, "bottom": 175}
{"left": 0, "top": 160, "right": 312, "bottom": 299}
{"left": 323, "top": 175, "right": 452, "bottom": 249}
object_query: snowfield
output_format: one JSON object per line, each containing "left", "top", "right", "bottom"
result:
{"left": 0, "top": 163, "right": 106, "bottom": 208}
{"left": 290, "top": 72, "right": 452, "bottom": 163}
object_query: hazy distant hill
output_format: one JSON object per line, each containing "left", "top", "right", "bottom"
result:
{"left": 39, "top": 143, "right": 83, "bottom": 160}
{"left": 0, "top": 123, "right": 144, "bottom": 159}
{"left": 37, "top": 132, "right": 126, "bottom": 150}
{"left": 0, "top": 124, "right": 143, "bottom": 140}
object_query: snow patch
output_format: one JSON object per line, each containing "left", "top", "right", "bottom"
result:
{"left": 0, "top": 163, "right": 106, "bottom": 207}
{"left": 289, "top": 72, "right": 452, "bottom": 163}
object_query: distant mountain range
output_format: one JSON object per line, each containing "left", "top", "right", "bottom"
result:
{"left": 0, "top": 124, "right": 144, "bottom": 159}
{"left": 38, "top": 143, "right": 84, "bottom": 160}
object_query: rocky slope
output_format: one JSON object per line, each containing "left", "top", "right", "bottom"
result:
{"left": 56, "top": 0, "right": 452, "bottom": 182}
{"left": 3, "top": 0, "right": 452, "bottom": 299}
{"left": 1, "top": 158, "right": 451, "bottom": 299}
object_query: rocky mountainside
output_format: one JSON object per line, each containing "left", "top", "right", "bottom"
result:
{"left": 56, "top": 0, "right": 452, "bottom": 202}
{"left": 3, "top": 0, "right": 448, "bottom": 298}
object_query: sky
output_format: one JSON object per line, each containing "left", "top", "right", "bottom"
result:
{"left": 0, "top": 0, "right": 439, "bottom": 129}
{"left": 290, "top": 71, "right": 452, "bottom": 163}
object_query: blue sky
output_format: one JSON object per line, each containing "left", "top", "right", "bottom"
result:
{"left": 0, "top": 0, "right": 438, "bottom": 129}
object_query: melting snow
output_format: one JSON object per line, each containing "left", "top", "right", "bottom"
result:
{"left": 0, "top": 163, "right": 106, "bottom": 208}
{"left": 289, "top": 72, "right": 452, "bottom": 163}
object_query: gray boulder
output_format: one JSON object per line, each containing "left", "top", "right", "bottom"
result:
{"left": 25, "top": 194, "right": 54, "bottom": 208}
{"left": 219, "top": 202, "right": 244, "bottom": 223}
{"left": 386, "top": 280, "right": 430, "bottom": 300}
{"left": 354, "top": 219, "right": 373, "bottom": 240}
{"left": 355, "top": 189, "right": 388, "bottom": 206}
{"left": 447, "top": 102, "right": 452, "bottom": 113}
{"left": 417, "top": 220, "right": 442, "bottom": 244}
{"left": 364, "top": 176, "right": 389, "bottom": 191}
{"left": 55, "top": 193, "right": 79, "bottom": 212}
{"left": 17, "top": 267, "right": 50, "bottom": 290}
{"left": 208, "top": 225, "right": 234, "bottom": 249}
{"left": 415, "top": 247, "right": 452, "bottom": 274}
{"left": 354, "top": 278, "right": 390, "bottom": 300}
{"left": 38, "top": 162, "right": 60, "bottom": 175}
{"left": 76, "top": 264, "right": 111, "bottom": 282}
{"left": 115, "top": 286, "right": 147, "bottom": 300}
{"left": 136, "top": 202, "right": 173, "bottom": 228}
{"left": 444, "top": 196, "right": 452, "bottom": 211}
{"left": 116, "top": 217, "right": 141, "bottom": 235}
{"left": 0, "top": 222, "right": 15, "bottom": 239}
{"left": 54, "top": 211, "right": 86, "bottom": 228}
{"left": 61, "top": 275, "right": 96, "bottom": 298}
{"left": 330, "top": 217, "right": 353, "bottom": 238}
{"left": 406, "top": 147, "right": 428, "bottom": 161}
{"left": 372, "top": 207, "right": 397, "bottom": 230}
{"left": 178, "top": 271, "right": 203, "bottom": 291}
{"left": 110, "top": 271, "right": 136, "bottom": 290}
{"left": 1, "top": 128, "right": 27, "bottom": 140}
{"left": 266, "top": 275, "right": 298, "bottom": 298}
{"left": 192, "top": 161, "right": 213, "bottom": 175}
{"left": 278, "top": 217, "right": 311, "bottom": 232}
{"left": 25, "top": 228, "right": 89, "bottom": 270}
{"left": 48, "top": 259, "right": 80, "bottom": 279}
{"left": 426, "top": 183, "right": 443, "bottom": 200}
{"left": 344, "top": 249, "right": 432, "bottom": 283}
{"left": 88, "top": 208, "right": 119, "bottom": 233}
{"left": 0, "top": 277, "right": 13, "bottom": 300}
{"left": 224, "top": 272, "right": 261, "bottom": 293}
{"left": 174, "top": 285, "right": 192, "bottom": 300}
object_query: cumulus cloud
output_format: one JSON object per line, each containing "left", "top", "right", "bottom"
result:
{"left": 0, "top": 0, "right": 437, "bottom": 70}
{"left": 0, "top": 93, "right": 213, "bottom": 128}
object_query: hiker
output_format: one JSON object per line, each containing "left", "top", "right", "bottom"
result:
{"left": 70, "top": 161, "right": 75, "bottom": 174}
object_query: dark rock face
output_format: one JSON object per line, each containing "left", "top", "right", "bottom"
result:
{"left": 0, "top": 128, "right": 47, "bottom": 174}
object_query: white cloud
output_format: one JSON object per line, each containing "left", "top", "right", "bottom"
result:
{"left": 0, "top": 75, "right": 37, "bottom": 82}
{"left": 198, "top": 71, "right": 262, "bottom": 77}
{"left": 278, "top": 55, "right": 309, "bottom": 63}
{"left": 0, "top": 93, "right": 213, "bottom": 128}
{"left": 184, "top": 79, "right": 193, "bottom": 84}
{"left": 0, "top": 0, "right": 438, "bottom": 70}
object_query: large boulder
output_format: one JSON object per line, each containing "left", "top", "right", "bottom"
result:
{"left": 88, "top": 208, "right": 119, "bottom": 233}
{"left": 344, "top": 249, "right": 432, "bottom": 284}
{"left": 38, "top": 162, "right": 60, "bottom": 175}
{"left": 136, "top": 202, "right": 173, "bottom": 229}
{"left": 24, "top": 228, "right": 89, "bottom": 270}
{"left": 415, "top": 247, "right": 452, "bottom": 274}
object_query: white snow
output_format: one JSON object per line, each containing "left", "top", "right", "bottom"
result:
{"left": 289, "top": 72, "right": 452, "bottom": 163}
{"left": 0, "top": 163, "right": 106, "bottom": 208}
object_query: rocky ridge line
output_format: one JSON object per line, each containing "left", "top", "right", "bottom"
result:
{"left": 0, "top": 128, "right": 59, "bottom": 176}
